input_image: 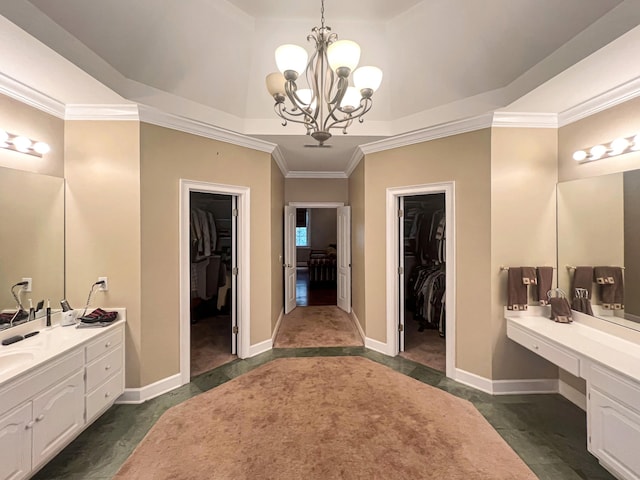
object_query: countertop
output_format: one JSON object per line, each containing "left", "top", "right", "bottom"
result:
{"left": 0, "top": 309, "right": 125, "bottom": 387}
{"left": 507, "top": 314, "right": 640, "bottom": 383}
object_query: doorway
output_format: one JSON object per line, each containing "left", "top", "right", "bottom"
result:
{"left": 399, "top": 193, "right": 446, "bottom": 371}
{"left": 386, "top": 183, "right": 455, "bottom": 379}
{"left": 179, "top": 180, "right": 250, "bottom": 386}
{"left": 189, "top": 192, "right": 235, "bottom": 377}
{"left": 284, "top": 202, "right": 351, "bottom": 315}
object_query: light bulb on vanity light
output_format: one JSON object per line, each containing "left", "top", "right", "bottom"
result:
{"left": 573, "top": 150, "right": 587, "bottom": 162}
{"left": 589, "top": 144, "right": 607, "bottom": 160}
{"left": 33, "top": 142, "right": 50, "bottom": 155}
{"left": 12, "top": 136, "right": 32, "bottom": 153}
{"left": 609, "top": 137, "right": 629, "bottom": 156}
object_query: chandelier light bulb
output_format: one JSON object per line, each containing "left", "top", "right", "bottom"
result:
{"left": 572, "top": 150, "right": 587, "bottom": 162}
{"left": 33, "top": 142, "right": 50, "bottom": 155}
{"left": 275, "top": 44, "right": 308, "bottom": 76}
{"left": 327, "top": 40, "right": 361, "bottom": 74}
{"left": 296, "top": 88, "right": 316, "bottom": 108}
{"left": 353, "top": 66, "right": 383, "bottom": 92}
{"left": 12, "top": 136, "right": 32, "bottom": 153}
{"left": 340, "top": 87, "right": 361, "bottom": 111}
{"left": 266, "top": 72, "right": 286, "bottom": 97}
{"left": 589, "top": 144, "right": 607, "bottom": 160}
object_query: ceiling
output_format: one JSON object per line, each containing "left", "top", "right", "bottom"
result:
{"left": 1, "top": 0, "right": 640, "bottom": 174}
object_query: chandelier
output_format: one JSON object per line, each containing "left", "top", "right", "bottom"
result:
{"left": 265, "top": 0, "right": 383, "bottom": 146}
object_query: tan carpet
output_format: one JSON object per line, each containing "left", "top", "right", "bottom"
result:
{"left": 114, "top": 357, "right": 537, "bottom": 480}
{"left": 274, "top": 306, "right": 363, "bottom": 348}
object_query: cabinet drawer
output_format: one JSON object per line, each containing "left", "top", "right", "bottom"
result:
{"left": 86, "top": 345, "right": 123, "bottom": 393}
{"left": 86, "top": 371, "right": 123, "bottom": 422}
{"left": 508, "top": 326, "right": 580, "bottom": 376}
{"left": 588, "top": 363, "right": 640, "bottom": 413}
{"left": 85, "top": 327, "right": 123, "bottom": 363}
{"left": 0, "top": 349, "right": 83, "bottom": 417}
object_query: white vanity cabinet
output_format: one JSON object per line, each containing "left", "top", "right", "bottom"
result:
{"left": 0, "top": 320, "right": 125, "bottom": 480}
{"left": 587, "top": 363, "right": 640, "bottom": 480}
{"left": 506, "top": 314, "right": 640, "bottom": 480}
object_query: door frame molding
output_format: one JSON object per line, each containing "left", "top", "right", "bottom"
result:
{"left": 179, "top": 179, "right": 251, "bottom": 386}
{"left": 386, "top": 182, "right": 456, "bottom": 379}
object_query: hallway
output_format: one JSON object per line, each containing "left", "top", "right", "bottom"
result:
{"left": 296, "top": 267, "right": 337, "bottom": 306}
{"left": 274, "top": 306, "right": 363, "bottom": 348}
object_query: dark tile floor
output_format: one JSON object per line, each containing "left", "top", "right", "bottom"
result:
{"left": 35, "top": 347, "right": 616, "bottom": 480}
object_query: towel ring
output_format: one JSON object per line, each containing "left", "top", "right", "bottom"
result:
{"left": 547, "top": 288, "right": 567, "bottom": 300}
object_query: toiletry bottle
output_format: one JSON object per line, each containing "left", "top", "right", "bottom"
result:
{"left": 46, "top": 299, "right": 51, "bottom": 327}
{"left": 28, "top": 299, "right": 35, "bottom": 321}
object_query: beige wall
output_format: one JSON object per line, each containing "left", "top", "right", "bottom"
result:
{"left": 0, "top": 94, "right": 64, "bottom": 177}
{"left": 363, "top": 130, "right": 494, "bottom": 377}
{"left": 625, "top": 170, "right": 640, "bottom": 317}
{"left": 348, "top": 160, "right": 366, "bottom": 331}
{"left": 140, "top": 123, "right": 274, "bottom": 385}
{"left": 490, "top": 128, "right": 559, "bottom": 380}
{"left": 64, "top": 120, "right": 142, "bottom": 387}
{"left": 284, "top": 178, "right": 348, "bottom": 203}
{"left": 559, "top": 96, "right": 640, "bottom": 182}
{"left": 557, "top": 173, "right": 625, "bottom": 304}
{"left": 271, "top": 158, "right": 284, "bottom": 330}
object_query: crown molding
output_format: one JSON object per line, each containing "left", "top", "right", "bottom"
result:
{"left": 0, "top": 72, "right": 65, "bottom": 118}
{"left": 360, "top": 113, "right": 493, "bottom": 155}
{"left": 491, "top": 112, "right": 558, "bottom": 128}
{"left": 558, "top": 75, "right": 640, "bottom": 127}
{"left": 271, "top": 145, "right": 289, "bottom": 177}
{"left": 138, "top": 105, "right": 276, "bottom": 154}
{"left": 285, "top": 171, "right": 348, "bottom": 179}
{"left": 344, "top": 147, "right": 364, "bottom": 177}
{"left": 65, "top": 104, "right": 140, "bottom": 120}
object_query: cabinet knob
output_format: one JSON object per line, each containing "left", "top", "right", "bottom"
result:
{"left": 105, "top": 364, "right": 111, "bottom": 371}
{"left": 534, "top": 345, "right": 539, "bottom": 350}
{"left": 35, "top": 414, "right": 44, "bottom": 422}
{"left": 105, "top": 391, "right": 111, "bottom": 398}
{"left": 105, "top": 341, "right": 111, "bottom": 348}
{"left": 25, "top": 421, "right": 34, "bottom": 430}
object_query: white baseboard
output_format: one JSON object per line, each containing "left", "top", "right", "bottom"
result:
{"left": 454, "top": 369, "right": 494, "bottom": 394}
{"left": 365, "top": 336, "right": 394, "bottom": 356}
{"left": 247, "top": 338, "right": 273, "bottom": 357}
{"left": 492, "top": 378, "right": 559, "bottom": 395}
{"left": 117, "top": 373, "right": 182, "bottom": 404}
{"left": 559, "top": 380, "right": 587, "bottom": 411}
{"left": 272, "top": 308, "right": 284, "bottom": 343}
{"left": 351, "top": 311, "right": 365, "bottom": 343}
{"left": 454, "top": 369, "right": 560, "bottom": 396}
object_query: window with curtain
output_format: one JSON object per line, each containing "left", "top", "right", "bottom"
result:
{"left": 296, "top": 208, "right": 309, "bottom": 247}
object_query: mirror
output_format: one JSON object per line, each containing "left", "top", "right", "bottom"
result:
{"left": 557, "top": 169, "right": 640, "bottom": 330}
{"left": 0, "top": 166, "right": 64, "bottom": 330}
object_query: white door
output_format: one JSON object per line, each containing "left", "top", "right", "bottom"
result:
{"left": 284, "top": 206, "right": 297, "bottom": 314}
{"left": 231, "top": 196, "right": 238, "bottom": 354}
{"left": 337, "top": 206, "right": 351, "bottom": 313}
{"left": 399, "top": 197, "right": 405, "bottom": 351}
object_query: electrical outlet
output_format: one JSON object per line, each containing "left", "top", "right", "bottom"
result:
{"left": 21, "top": 277, "right": 32, "bottom": 292}
{"left": 98, "top": 277, "right": 108, "bottom": 292}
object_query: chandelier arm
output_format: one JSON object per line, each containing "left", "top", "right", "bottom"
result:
{"left": 322, "top": 76, "right": 349, "bottom": 131}
{"left": 324, "top": 98, "right": 373, "bottom": 131}
{"left": 275, "top": 105, "right": 319, "bottom": 128}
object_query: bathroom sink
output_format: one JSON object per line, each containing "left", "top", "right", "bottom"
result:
{"left": 0, "top": 350, "right": 35, "bottom": 375}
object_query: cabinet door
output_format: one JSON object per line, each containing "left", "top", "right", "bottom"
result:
{"left": 590, "top": 388, "right": 640, "bottom": 480}
{"left": 0, "top": 403, "right": 32, "bottom": 480}
{"left": 31, "top": 370, "right": 85, "bottom": 469}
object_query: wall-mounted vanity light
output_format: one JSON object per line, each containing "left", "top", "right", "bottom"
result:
{"left": 573, "top": 133, "right": 640, "bottom": 162}
{"left": 0, "top": 129, "right": 50, "bottom": 158}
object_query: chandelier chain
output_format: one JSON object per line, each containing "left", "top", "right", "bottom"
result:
{"left": 321, "top": 0, "right": 325, "bottom": 29}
